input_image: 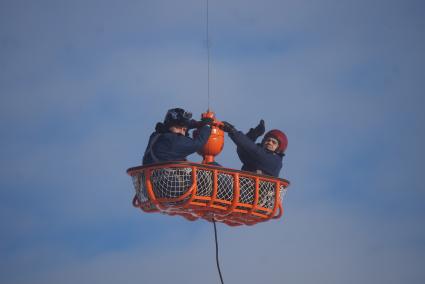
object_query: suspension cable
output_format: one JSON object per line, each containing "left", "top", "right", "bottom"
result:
{"left": 206, "top": 0, "right": 211, "bottom": 111}
{"left": 207, "top": 3, "right": 222, "bottom": 282}
{"left": 213, "top": 218, "right": 224, "bottom": 284}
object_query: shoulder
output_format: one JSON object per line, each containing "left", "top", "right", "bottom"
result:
{"left": 161, "top": 132, "right": 193, "bottom": 143}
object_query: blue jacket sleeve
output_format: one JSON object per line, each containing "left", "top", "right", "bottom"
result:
{"left": 172, "top": 125, "right": 212, "bottom": 156}
{"left": 153, "top": 126, "right": 212, "bottom": 161}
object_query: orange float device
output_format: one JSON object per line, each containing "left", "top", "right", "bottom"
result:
{"left": 195, "top": 111, "right": 224, "bottom": 164}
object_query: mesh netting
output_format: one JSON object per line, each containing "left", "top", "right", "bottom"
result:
{"left": 239, "top": 177, "right": 255, "bottom": 204}
{"left": 196, "top": 169, "right": 213, "bottom": 197}
{"left": 132, "top": 167, "right": 286, "bottom": 211}
{"left": 258, "top": 181, "right": 276, "bottom": 209}
{"left": 132, "top": 168, "right": 193, "bottom": 208}
{"left": 132, "top": 174, "right": 148, "bottom": 202}
{"left": 217, "top": 173, "right": 234, "bottom": 201}
{"left": 151, "top": 168, "right": 193, "bottom": 199}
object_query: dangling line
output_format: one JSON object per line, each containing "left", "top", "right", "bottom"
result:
{"left": 206, "top": 3, "right": 223, "bottom": 282}
{"left": 213, "top": 218, "right": 225, "bottom": 284}
{"left": 206, "top": 0, "right": 211, "bottom": 111}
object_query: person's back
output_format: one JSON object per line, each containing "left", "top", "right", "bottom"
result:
{"left": 143, "top": 108, "right": 212, "bottom": 165}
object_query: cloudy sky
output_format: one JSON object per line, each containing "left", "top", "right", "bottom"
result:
{"left": 1, "top": 0, "right": 424, "bottom": 283}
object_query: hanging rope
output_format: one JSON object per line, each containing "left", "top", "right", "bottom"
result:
{"left": 213, "top": 218, "right": 225, "bottom": 284}
{"left": 207, "top": 2, "right": 223, "bottom": 282}
{"left": 206, "top": 0, "right": 211, "bottom": 111}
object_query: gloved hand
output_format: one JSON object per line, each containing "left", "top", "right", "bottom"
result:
{"left": 187, "top": 117, "right": 214, "bottom": 129}
{"left": 200, "top": 117, "right": 214, "bottom": 126}
{"left": 221, "top": 121, "right": 236, "bottom": 133}
{"left": 246, "top": 119, "right": 265, "bottom": 140}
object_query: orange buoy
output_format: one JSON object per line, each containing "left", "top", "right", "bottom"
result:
{"left": 195, "top": 110, "right": 224, "bottom": 164}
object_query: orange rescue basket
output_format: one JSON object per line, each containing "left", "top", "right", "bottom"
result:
{"left": 127, "top": 161, "right": 290, "bottom": 226}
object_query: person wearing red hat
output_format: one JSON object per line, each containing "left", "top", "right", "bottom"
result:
{"left": 221, "top": 120, "right": 287, "bottom": 177}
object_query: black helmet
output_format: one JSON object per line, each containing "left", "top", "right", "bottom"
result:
{"left": 163, "top": 108, "right": 192, "bottom": 128}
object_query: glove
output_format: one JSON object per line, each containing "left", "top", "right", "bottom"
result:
{"left": 187, "top": 117, "right": 214, "bottom": 129}
{"left": 221, "top": 121, "right": 236, "bottom": 133}
{"left": 200, "top": 117, "right": 214, "bottom": 126}
{"left": 246, "top": 119, "right": 265, "bottom": 140}
{"left": 198, "top": 117, "right": 214, "bottom": 127}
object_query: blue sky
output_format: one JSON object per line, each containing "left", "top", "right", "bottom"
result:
{"left": 1, "top": 0, "right": 424, "bottom": 283}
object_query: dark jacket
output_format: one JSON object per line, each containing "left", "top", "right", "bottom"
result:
{"left": 230, "top": 131, "right": 283, "bottom": 177}
{"left": 142, "top": 125, "right": 211, "bottom": 165}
